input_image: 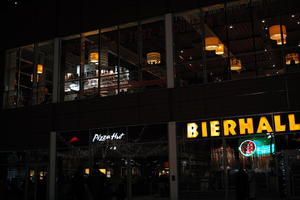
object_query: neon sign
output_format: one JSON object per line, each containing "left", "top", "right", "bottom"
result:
{"left": 92, "top": 132, "right": 125, "bottom": 142}
{"left": 239, "top": 140, "right": 256, "bottom": 157}
{"left": 239, "top": 138, "right": 275, "bottom": 157}
{"left": 187, "top": 113, "right": 300, "bottom": 139}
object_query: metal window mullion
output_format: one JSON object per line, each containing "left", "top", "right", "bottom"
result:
{"left": 250, "top": 0, "right": 258, "bottom": 77}
{"left": 53, "top": 38, "right": 61, "bottom": 103}
{"left": 225, "top": 0, "right": 231, "bottom": 81}
{"left": 98, "top": 30, "right": 102, "bottom": 96}
{"left": 117, "top": 26, "right": 121, "bottom": 94}
{"left": 33, "top": 43, "right": 39, "bottom": 105}
{"left": 80, "top": 34, "right": 85, "bottom": 99}
{"left": 16, "top": 48, "right": 21, "bottom": 108}
{"left": 201, "top": 10, "right": 208, "bottom": 83}
{"left": 138, "top": 21, "right": 143, "bottom": 82}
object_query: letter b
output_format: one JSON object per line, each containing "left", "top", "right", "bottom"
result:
{"left": 187, "top": 123, "right": 199, "bottom": 138}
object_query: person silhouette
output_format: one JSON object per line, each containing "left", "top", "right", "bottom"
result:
{"left": 235, "top": 164, "right": 249, "bottom": 200}
{"left": 71, "top": 166, "right": 86, "bottom": 200}
{"left": 87, "top": 166, "right": 108, "bottom": 200}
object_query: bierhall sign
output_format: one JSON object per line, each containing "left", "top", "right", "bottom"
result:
{"left": 186, "top": 113, "right": 300, "bottom": 139}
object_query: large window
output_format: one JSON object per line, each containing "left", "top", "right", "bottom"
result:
{"left": 56, "top": 124, "right": 168, "bottom": 200}
{"left": 177, "top": 113, "right": 300, "bottom": 200}
{"left": 174, "top": 0, "right": 300, "bottom": 87}
{"left": 4, "top": 41, "right": 54, "bottom": 108}
{"left": 61, "top": 16, "right": 166, "bottom": 101}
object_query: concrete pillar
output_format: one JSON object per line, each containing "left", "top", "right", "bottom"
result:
{"left": 168, "top": 122, "right": 178, "bottom": 200}
{"left": 49, "top": 131, "right": 56, "bottom": 200}
{"left": 52, "top": 38, "right": 60, "bottom": 103}
{"left": 165, "top": 13, "right": 174, "bottom": 89}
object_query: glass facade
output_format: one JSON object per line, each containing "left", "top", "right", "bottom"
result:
{"left": 56, "top": 124, "right": 168, "bottom": 199}
{"left": 177, "top": 112, "right": 300, "bottom": 200}
{"left": 1, "top": 0, "right": 300, "bottom": 199}
{"left": 174, "top": 0, "right": 300, "bottom": 86}
{"left": 3, "top": 41, "right": 54, "bottom": 108}
{"left": 3, "top": 0, "right": 300, "bottom": 108}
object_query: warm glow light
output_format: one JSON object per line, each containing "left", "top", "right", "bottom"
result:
{"left": 269, "top": 25, "right": 287, "bottom": 44}
{"left": 85, "top": 168, "right": 90, "bottom": 175}
{"left": 147, "top": 52, "right": 161, "bottom": 64}
{"left": 89, "top": 52, "right": 99, "bottom": 63}
{"left": 230, "top": 58, "right": 242, "bottom": 71}
{"left": 276, "top": 38, "right": 287, "bottom": 45}
{"left": 99, "top": 169, "right": 106, "bottom": 174}
{"left": 215, "top": 43, "right": 224, "bottom": 55}
{"left": 285, "top": 53, "right": 299, "bottom": 64}
{"left": 205, "top": 37, "right": 219, "bottom": 51}
{"left": 37, "top": 64, "right": 43, "bottom": 74}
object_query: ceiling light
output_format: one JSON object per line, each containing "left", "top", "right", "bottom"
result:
{"left": 269, "top": 25, "right": 287, "bottom": 40}
{"left": 285, "top": 53, "right": 299, "bottom": 65}
{"left": 37, "top": 64, "right": 43, "bottom": 74}
{"left": 205, "top": 37, "right": 219, "bottom": 51}
{"left": 262, "top": 20, "right": 265, "bottom": 23}
{"left": 180, "top": 50, "right": 184, "bottom": 53}
{"left": 291, "top": 14, "right": 295, "bottom": 18}
{"left": 147, "top": 52, "right": 161, "bottom": 65}
{"left": 230, "top": 58, "right": 242, "bottom": 71}
{"left": 89, "top": 52, "right": 99, "bottom": 63}
{"left": 229, "top": 25, "right": 233, "bottom": 29}
{"left": 215, "top": 44, "right": 224, "bottom": 55}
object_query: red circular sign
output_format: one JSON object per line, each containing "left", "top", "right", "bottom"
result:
{"left": 239, "top": 140, "right": 256, "bottom": 157}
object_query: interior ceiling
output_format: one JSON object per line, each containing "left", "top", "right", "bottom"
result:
{"left": 61, "top": 0, "right": 299, "bottom": 81}
{"left": 176, "top": 0, "right": 300, "bottom": 76}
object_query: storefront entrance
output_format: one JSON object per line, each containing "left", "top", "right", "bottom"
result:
{"left": 0, "top": 150, "right": 49, "bottom": 200}
{"left": 178, "top": 112, "right": 300, "bottom": 200}
{"left": 56, "top": 124, "right": 169, "bottom": 200}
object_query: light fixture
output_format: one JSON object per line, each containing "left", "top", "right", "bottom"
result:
{"left": 99, "top": 169, "right": 106, "bottom": 174}
{"left": 147, "top": 52, "right": 161, "bottom": 64}
{"left": 215, "top": 43, "right": 224, "bottom": 55}
{"left": 89, "top": 52, "right": 99, "bottom": 63}
{"left": 269, "top": 25, "right": 287, "bottom": 45}
{"left": 37, "top": 64, "right": 43, "bottom": 74}
{"left": 230, "top": 58, "right": 242, "bottom": 71}
{"left": 285, "top": 53, "right": 299, "bottom": 65}
{"left": 276, "top": 37, "right": 287, "bottom": 45}
{"left": 205, "top": 37, "right": 219, "bottom": 51}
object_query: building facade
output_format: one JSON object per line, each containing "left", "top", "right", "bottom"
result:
{"left": 1, "top": 0, "right": 300, "bottom": 200}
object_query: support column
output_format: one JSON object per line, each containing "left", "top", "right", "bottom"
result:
{"left": 165, "top": 13, "right": 174, "bottom": 89}
{"left": 52, "top": 38, "right": 60, "bottom": 103}
{"left": 168, "top": 122, "right": 178, "bottom": 200}
{"left": 49, "top": 131, "right": 56, "bottom": 200}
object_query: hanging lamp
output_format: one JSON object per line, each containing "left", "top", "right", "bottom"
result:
{"left": 89, "top": 52, "right": 99, "bottom": 63}
{"left": 37, "top": 64, "right": 43, "bottom": 74}
{"left": 285, "top": 53, "right": 299, "bottom": 65}
{"left": 205, "top": 37, "right": 219, "bottom": 51}
{"left": 269, "top": 25, "right": 287, "bottom": 45}
{"left": 215, "top": 43, "right": 224, "bottom": 55}
{"left": 230, "top": 58, "right": 242, "bottom": 71}
{"left": 147, "top": 52, "right": 161, "bottom": 64}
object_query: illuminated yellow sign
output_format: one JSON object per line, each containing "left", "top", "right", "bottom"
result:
{"left": 187, "top": 113, "right": 300, "bottom": 139}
